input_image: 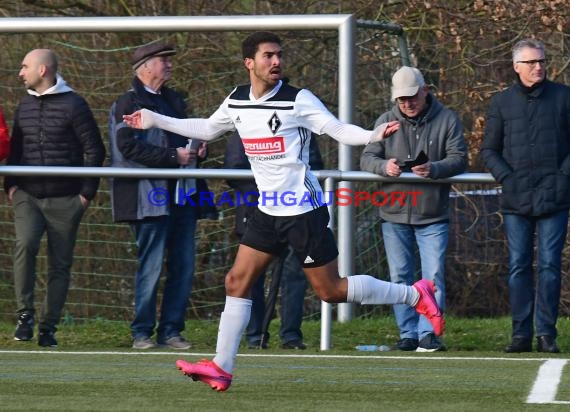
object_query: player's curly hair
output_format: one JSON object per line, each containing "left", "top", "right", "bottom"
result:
{"left": 242, "top": 31, "right": 281, "bottom": 59}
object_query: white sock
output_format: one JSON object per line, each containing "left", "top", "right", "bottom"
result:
{"left": 213, "top": 296, "right": 252, "bottom": 374}
{"left": 347, "top": 274, "right": 419, "bottom": 306}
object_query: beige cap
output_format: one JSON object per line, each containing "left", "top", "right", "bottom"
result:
{"left": 391, "top": 66, "right": 425, "bottom": 100}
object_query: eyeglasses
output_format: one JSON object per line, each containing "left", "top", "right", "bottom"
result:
{"left": 516, "top": 59, "right": 546, "bottom": 67}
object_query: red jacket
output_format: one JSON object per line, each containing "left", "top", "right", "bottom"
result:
{"left": 0, "top": 107, "right": 9, "bottom": 160}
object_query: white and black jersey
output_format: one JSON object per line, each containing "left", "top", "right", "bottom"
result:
{"left": 208, "top": 80, "right": 336, "bottom": 216}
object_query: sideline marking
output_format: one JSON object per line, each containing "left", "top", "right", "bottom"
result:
{"left": 0, "top": 349, "right": 567, "bottom": 362}
{"left": 3, "top": 350, "right": 570, "bottom": 403}
{"left": 527, "top": 359, "right": 569, "bottom": 404}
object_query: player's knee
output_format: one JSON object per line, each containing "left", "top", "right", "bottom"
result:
{"left": 224, "top": 270, "right": 240, "bottom": 294}
{"left": 314, "top": 287, "right": 345, "bottom": 303}
{"left": 224, "top": 269, "right": 250, "bottom": 297}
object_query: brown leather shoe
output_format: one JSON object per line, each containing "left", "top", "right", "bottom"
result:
{"left": 537, "top": 336, "right": 560, "bottom": 353}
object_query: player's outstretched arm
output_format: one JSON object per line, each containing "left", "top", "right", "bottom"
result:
{"left": 123, "top": 108, "right": 227, "bottom": 141}
{"left": 321, "top": 118, "right": 400, "bottom": 146}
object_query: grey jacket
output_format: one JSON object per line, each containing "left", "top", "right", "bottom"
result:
{"left": 360, "top": 93, "right": 467, "bottom": 224}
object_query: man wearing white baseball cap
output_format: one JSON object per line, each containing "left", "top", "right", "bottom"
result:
{"left": 391, "top": 66, "right": 425, "bottom": 101}
{"left": 361, "top": 66, "right": 467, "bottom": 352}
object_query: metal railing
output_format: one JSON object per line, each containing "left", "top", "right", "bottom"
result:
{"left": 0, "top": 166, "right": 496, "bottom": 349}
{"left": 0, "top": 14, "right": 473, "bottom": 350}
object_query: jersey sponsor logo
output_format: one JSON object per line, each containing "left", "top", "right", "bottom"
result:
{"left": 243, "top": 136, "right": 285, "bottom": 155}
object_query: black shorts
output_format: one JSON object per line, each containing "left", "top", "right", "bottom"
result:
{"left": 240, "top": 206, "right": 338, "bottom": 268}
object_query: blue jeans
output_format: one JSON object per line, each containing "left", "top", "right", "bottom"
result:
{"left": 382, "top": 221, "right": 448, "bottom": 340}
{"left": 246, "top": 247, "right": 307, "bottom": 345}
{"left": 504, "top": 210, "right": 568, "bottom": 340}
{"left": 130, "top": 204, "right": 197, "bottom": 342}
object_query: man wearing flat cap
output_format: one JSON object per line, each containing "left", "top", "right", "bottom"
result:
{"left": 361, "top": 66, "right": 467, "bottom": 352}
{"left": 109, "top": 42, "right": 212, "bottom": 350}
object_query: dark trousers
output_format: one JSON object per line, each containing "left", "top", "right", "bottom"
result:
{"left": 12, "top": 190, "right": 85, "bottom": 332}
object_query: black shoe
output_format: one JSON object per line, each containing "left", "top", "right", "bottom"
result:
{"left": 416, "top": 333, "right": 447, "bottom": 352}
{"left": 395, "top": 338, "right": 419, "bottom": 351}
{"left": 38, "top": 331, "right": 58, "bottom": 347}
{"left": 505, "top": 336, "right": 532, "bottom": 353}
{"left": 281, "top": 340, "right": 307, "bottom": 350}
{"left": 537, "top": 336, "right": 560, "bottom": 353}
{"left": 247, "top": 340, "right": 268, "bottom": 349}
{"left": 14, "top": 313, "right": 34, "bottom": 341}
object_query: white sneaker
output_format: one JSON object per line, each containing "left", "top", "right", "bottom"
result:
{"left": 415, "top": 333, "right": 446, "bottom": 352}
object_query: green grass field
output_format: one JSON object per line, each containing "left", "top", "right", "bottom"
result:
{"left": 2, "top": 317, "right": 570, "bottom": 411}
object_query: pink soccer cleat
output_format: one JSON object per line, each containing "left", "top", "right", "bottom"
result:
{"left": 176, "top": 359, "right": 232, "bottom": 392}
{"left": 413, "top": 279, "right": 445, "bottom": 336}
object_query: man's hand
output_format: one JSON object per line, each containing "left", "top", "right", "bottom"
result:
{"left": 412, "top": 161, "right": 431, "bottom": 178}
{"left": 7, "top": 186, "right": 17, "bottom": 204}
{"left": 176, "top": 147, "right": 193, "bottom": 166}
{"left": 385, "top": 158, "right": 402, "bottom": 177}
{"left": 197, "top": 142, "right": 207, "bottom": 159}
{"left": 123, "top": 110, "right": 144, "bottom": 129}
{"left": 383, "top": 121, "right": 400, "bottom": 138}
{"left": 79, "top": 194, "right": 90, "bottom": 209}
{"left": 370, "top": 121, "right": 400, "bottom": 143}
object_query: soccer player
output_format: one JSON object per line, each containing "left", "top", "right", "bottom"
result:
{"left": 123, "top": 31, "right": 444, "bottom": 392}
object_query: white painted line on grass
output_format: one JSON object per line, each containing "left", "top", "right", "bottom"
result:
{"left": 0, "top": 350, "right": 567, "bottom": 362}
{"left": 4, "top": 350, "right": 570, "bottom": 404}
{"left": 527, "top": 359, "right": 569, "bottom": 404}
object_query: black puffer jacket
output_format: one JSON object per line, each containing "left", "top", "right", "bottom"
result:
{"left": 4, "top": 75, "right": 105, "bottom": 199}
{"left": 481, "top": 78, "right": 570, "bottom": 216}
